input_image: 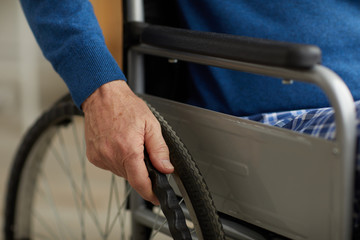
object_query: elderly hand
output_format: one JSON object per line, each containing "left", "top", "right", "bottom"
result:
{"left": 82, "top": 80, "right": 173, "bottom": 205}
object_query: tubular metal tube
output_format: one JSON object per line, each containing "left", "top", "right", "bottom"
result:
{"left": 127, "top": 50, "right": 145, "bottom": 94}
{"left": 126, "top": 0, "right": 145, "bottom": 93}
{"left": 126, "top": 0, "right": 144, "bottom": 22}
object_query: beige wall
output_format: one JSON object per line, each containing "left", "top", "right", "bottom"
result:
{"left": 0, "top": 1, "right": 124, "bottom": 232}
{"left": 0, "top": 1, "right": 123, "bottom": 126}
{"left": 0, "top": 0, "right": 67, "bottom": 129}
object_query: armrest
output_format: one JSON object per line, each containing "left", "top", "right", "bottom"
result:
{"left": 128, "top": 22, "right": 321, "bottom": 69}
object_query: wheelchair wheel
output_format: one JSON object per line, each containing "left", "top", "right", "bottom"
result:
{"left": 4, "top": 96, "right": 224, "bottom": 240}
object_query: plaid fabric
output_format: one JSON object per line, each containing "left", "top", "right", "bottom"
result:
{"left": 244, "top": 100, "right": 360, "bottom": 237}
{"left": 245, "top": 107, "right": 339, "bottom": 139}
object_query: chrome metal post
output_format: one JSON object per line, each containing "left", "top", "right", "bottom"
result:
{"left": 126, "top": 0, "right": 145, "bottom": 93}
{"left": 126, "top": 0, "right": 144, "bottom": 22}
{"left": 127, "top": 50, "right": 145, "bottom": 94}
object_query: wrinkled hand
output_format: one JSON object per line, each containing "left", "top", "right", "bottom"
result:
{"left": 82, "top": 80, "right": 174, "bottom": 205}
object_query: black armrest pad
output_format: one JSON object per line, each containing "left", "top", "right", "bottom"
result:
{"left": 130, "top": 22, "right": 321, "bottom": 69}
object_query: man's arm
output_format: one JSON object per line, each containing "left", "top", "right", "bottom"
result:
{"left": 20, "top": 0, "right": 173, "bottom": 204}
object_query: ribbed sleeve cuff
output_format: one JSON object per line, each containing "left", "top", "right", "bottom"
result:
{"left": 56, "top": 40, "right": 126, "bottom": 109}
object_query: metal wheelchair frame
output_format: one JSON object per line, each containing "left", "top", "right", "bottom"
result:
{"left": 126, "top": 0, "right": 357, "bottom": 239}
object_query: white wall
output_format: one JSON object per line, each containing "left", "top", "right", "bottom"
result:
{"left": 0, "top": 1, "right": 69, "bottom": 232}
{"left": 0, "top": 0, "right": 68, "bottom": 130}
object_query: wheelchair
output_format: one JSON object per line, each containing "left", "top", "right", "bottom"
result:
{"left": 4, "top": 1, "right": 358, "bottom": 239}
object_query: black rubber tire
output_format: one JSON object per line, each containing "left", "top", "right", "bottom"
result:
{"left": 4, "top": 95, "right": 225, "bottom": 240}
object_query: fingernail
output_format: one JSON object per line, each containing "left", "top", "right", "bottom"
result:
{"left": 162, "top": 160, "right": 174, "bottom": 170}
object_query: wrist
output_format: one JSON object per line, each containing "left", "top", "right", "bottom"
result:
{"left": 82, "top": 80, "right": 129, "bottom": 112}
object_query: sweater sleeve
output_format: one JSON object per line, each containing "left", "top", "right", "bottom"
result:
{"left": 20, "top": 0, "right": 126, "bottom": 108}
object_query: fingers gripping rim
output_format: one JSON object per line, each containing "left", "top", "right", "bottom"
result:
{"left": 146, "top": 103, "right": 226, "bottom": 240}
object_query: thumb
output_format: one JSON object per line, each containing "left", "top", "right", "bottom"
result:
{"left": 145, "top": 120, "right": 173, "bottom": 174}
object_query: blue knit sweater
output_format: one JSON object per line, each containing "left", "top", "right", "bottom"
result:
{"left": 20, "top": 0, "right": 360, "bottom": 115}
{"left": 20, "top": 0, "right": 126, "bottom": 108}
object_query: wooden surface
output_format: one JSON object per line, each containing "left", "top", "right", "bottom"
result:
{"left": 90, "top": 0, "right": 123, "bottom": 68}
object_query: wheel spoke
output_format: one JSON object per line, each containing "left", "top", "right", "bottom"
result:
{"left": 150, "top": 218, "right": 168, "bottom": 239}
{"left": 50, "top": 130, "right": 105, "bottom": 237}
{"left": 103, "top": 174, "right": 115, "bottom": 239}
{"left": 72, "top": 119, "right": 103, "bottom": 235}
{"left": 70, "top": 118, "right": 88, "bottom": 239}
{"left": 80, "top": 142, "right": 87, "bottom": 239}
{"left": 114, "top": 178, "right": 128, "bottom": 240}
{"left": 33, "top": 231, "right": 57, "bottom": 240}
{"left": 152, "top": 206, "right": 162, "bottom": 234}
{"left": 107, "top": 184, "right": 132, "bottom": 235}
{"left": 49, "top": 134, "right": 83, "bottom": 226}
{"left": 70, "top": 118, "right": 84, "bottom": 161}
{"left": 33, "top": 208, "right": 61, "bottom": 240}
{"left": 37, "top": 170, "right": 72, "bottom": 240}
